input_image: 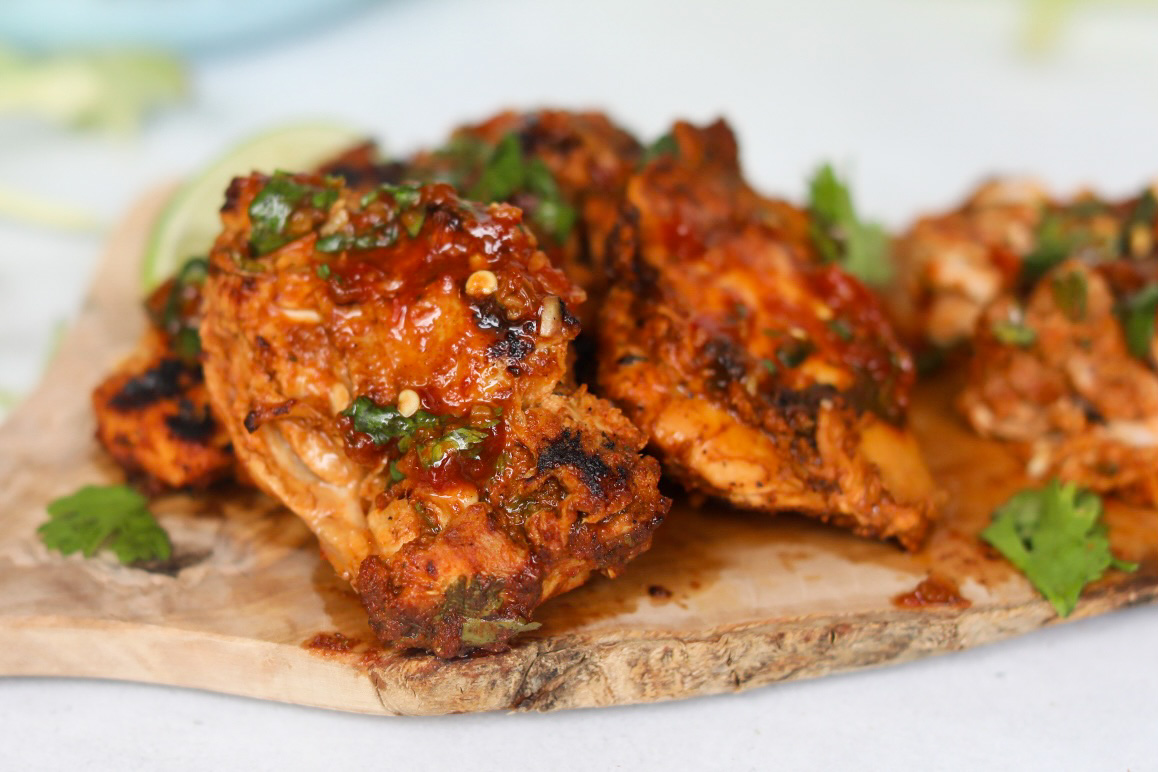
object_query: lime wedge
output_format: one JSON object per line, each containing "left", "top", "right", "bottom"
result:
{"left": 142, "top": 122, "right": 369, "bottom": 290}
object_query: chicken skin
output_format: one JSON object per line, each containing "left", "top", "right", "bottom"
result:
{"left": 597, "top": 120, "right": 937, "bottom": 550}
{"left": 91, "top": 258, "right": 234, "bottom": 490}
{"left": 200, "top": 172, "right": 668, "bottom": 656}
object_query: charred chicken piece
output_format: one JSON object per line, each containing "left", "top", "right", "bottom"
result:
{"left": 961, "top": 257, "right": 1158, "bottom": 504}
{"left": 91, "top": 259, "right": 234, "bottom": 490}
{"left": 893, "top": 179, "right": 1157, "bottom": 348}
{"left": 201, "top": 173, "right": 668, "bottom": 657}
{"left": 597, "top": 120, "right": 937, "bottom": 550}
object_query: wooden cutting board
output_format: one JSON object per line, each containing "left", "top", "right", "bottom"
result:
{"left": 1, "top": 191, "right": 1155, "bottom": 716}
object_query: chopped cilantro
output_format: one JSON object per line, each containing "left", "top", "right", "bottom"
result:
{"left": 419, "top": 426, "right": 489, "bottom": 467}
{"left": 249, "top": 173, "right": 333, "bottom": 256}
{"left": 402, "top": 208, "right": 426, "bottom": 239}
{"left": 310, "top": 188, "right": 339, "bottom": 210}
{"left": 981, "top": 480, "right": 1137, "bottom": 617}
{"left": 388, "top": 460, "right": 405, "bottom": 484}
{"left": 807, "top": 164, "right": 892, "bottom": 286}
{"left": 776, "top": 339, "right": 815, "bottom": 369}
{"left": 40, "top": 484, "right": 171, "bottom": 565}
{"left": 386, "top": 183, "right": 422, "bottom": 210}
{"left": 469, "top": 133, "right": 524, "bottom": 202}
{"left": 827, "top": 318, "right": 854, "bottom": 341}
{"left": 341, "top": 396, "right": 441, "bottom": 445}
{"left": 991, "top": 318, "right": 1037, "bottom": 347}
{"left": 315, "top": 263, "right": 332, "bottom": 280}
{"left": 172, "top": 327, "right": 201, "bottom": 360}
{"left": 530, "top": 197, "right": 577, "bottom": 244}
{"left": 1051, "top": 270, "right": 1087, "bottom": 322}
{"left": 468, "top": 133, "right": 576, "bottom": 243}
{"left": 1116, "top": 283, "right": 1158, "bottom": 361}
{"left": 760, "top": 358, "right": 778, "bottom": 375}
{"left": 642, "top": 132, "right": 678, "bottom": 164}
{"left": 1021, "top": 213, "right": 1073, "bottom": 286}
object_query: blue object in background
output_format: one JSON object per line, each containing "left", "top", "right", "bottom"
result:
{"left": 0, "top": 0, "right": 381, "bottom": 54}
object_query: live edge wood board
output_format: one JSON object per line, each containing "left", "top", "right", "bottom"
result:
{"left": 1, "top": 190, "right": 1155, "bottom": 716}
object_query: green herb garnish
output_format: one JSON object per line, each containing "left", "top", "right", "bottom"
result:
{"left": 341, "top": 396, "right": 441, "bottom": 445}
{"left": 807, "top": 164, "right": 891, "bottom": 286}
{"left": 827, "top": 318, "right": 854, "bottom": 342}
{"left": 1021, "top": 212, "right": 1074, "bottom": 286}
{"left": 469, "top": 133, "right": 576, "bottom": 244}
{"left": 1051, "top": 270, "right": 1088, "bottom": 322}
{"left": 981, "top": 480, "right": 1137, "bottom": 617}
{"left": 248, "top": 173, "right": 334, "bottom": 256}
{"left": 642, "top": 132, "right": 678, "bottom": 164}
{"left": 315, "top": 263, "right": 332, "bottom": 280}
{"left": 1116, "top": 284, "right": 1158, "bottom": 361}
{"left": 470, "top": 133, "right": 525, "bottom": 202}
{"left": 419, "top": 427, "right": 489, "bottom": 467}
{"left": 991, "top": 318, "right": 1037, "bottom": 347}
{"left": 40, "top": 485, "right": 172, "bottom": 565}
{"left": 776, "top": 339, "right": 815, "bottom": 369}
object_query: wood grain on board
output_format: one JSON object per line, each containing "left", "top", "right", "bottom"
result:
{"left": 0, "top": 190, "right": 1155, "bottom": 715}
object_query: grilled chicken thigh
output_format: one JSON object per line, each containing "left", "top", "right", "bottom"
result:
{"left": 201, "top": 172, "right": 667, "bottom": 656}
{"left": 597, "top": 120, "right": 938, "bottom": 550}
{"left": 898, "top": 179, "right": 1158, "bottom": 503}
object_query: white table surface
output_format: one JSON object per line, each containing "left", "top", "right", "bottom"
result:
{"left": 2, "top": 1, "right": 1157, "bottom": 768}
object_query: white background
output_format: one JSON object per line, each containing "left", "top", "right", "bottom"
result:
{"left": 2, "top": 0, "right": 1157, "bottom": 768}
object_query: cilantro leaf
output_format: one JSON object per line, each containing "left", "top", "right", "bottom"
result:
{"left": 991, "top": 319, "right": 1037, "bottom": 347}
{"left": 248, "top": 173, "right": 336, "bottom": 256}
{"left": 40, "top": 485, "right": 171, "bottom": 565}
{"left": 1020, "top": 212, "right": 1073, "bottom": 286}
{"left": 469, "top": 133, "right": 525, "bottom": 203}
{"left": 419, "top": 427, "right": 489, "bottom": 467}
{"left": 1116, "top": 283, "right": 1158, "bottom": 361}
{"left": 981, "top": 480, "right": 1137, "bottom": 616}
{"left": 467, "top": 133, "right": 576, "bottom": 244}
{"left": 341, "top": 396, "right": 441, "bottom": 445}
{"left": 641, "top": 132, "right": 678, "bottom": 164}
{"left": 807, "top": 164, "right": 892, "bottom": 286}
{"left": 1050, "top": 270, "right": 1087, "bottom": 322}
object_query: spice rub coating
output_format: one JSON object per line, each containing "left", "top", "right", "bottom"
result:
{"left": 91, "top": 260, "right": 234, "bottom": 490}
{"left": 200, "top": 172, "right": 668, "bottom": 657}
{"left": 597, "top": 120, "right": 937, "bottom": 550}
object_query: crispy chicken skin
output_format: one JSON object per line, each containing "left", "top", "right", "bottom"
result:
{"left": 961, "top": 257, "right": 1158, "bottom": 504}
{"left": 91, "top": 262, "right": 234, "bottom": 490}
{"left": 893, "top": 178, "right": 1156, "bottom": 348}
{"left": 200, "top": 172, "right": 668, "bottom": 656}
{"left": 597, "top": 120, "right": 937, "bottom": 550}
